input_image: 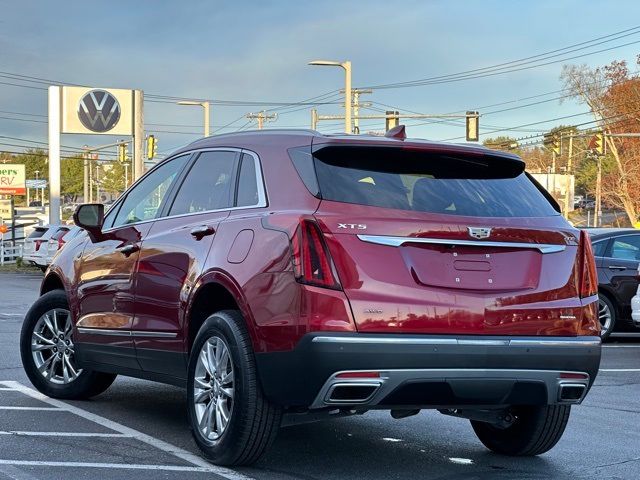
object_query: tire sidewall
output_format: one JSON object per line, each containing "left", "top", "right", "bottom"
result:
{"left": 20, "top": 290, "right": 92, "bottom": 398}
{"left": 598, "top": 293, "right": 616, "bottom": 340}
{"left": 187, "top": 311, "right": 255, "bottom": 464}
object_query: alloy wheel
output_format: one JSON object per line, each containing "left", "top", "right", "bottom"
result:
{"left": 193, "top": 336, "right": 235, "bottom": 441}
{"left": 31, "top": 308, "right": 82, "bottom": 385}
{"left": 598, "top": 299, "right": 612, "bottom": 336}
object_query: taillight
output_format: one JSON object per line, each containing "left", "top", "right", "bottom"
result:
{"left": 292, "top": 220, "right": 341, "bottom": 290}
{"left": 34, "top": 240, "right": 43, "bottom": 251}
{"left": 578, "top": 230, "right": 598, "bottom": 298}
{"left": 57, "top": 236, "right": 66, "bottom": 250}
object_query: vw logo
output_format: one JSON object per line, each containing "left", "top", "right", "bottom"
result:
{"left": 468, "top": 227, "right": 492, "bottom": 240}
{"left": 77, "top": 90, "right": 121, "bottom": 132}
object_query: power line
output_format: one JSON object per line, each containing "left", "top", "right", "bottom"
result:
{"left": 360, "top": 26, "right": 640, "bottom": 89}
{"left": 442, "top": 106, "right": 640, "bottom": 143}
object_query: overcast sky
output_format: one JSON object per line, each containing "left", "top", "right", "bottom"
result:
{"left": 1, "top": 0, "right": 640, "bottom": 159}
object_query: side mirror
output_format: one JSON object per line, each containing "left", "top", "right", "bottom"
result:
{"left": 73, "top": 204, "right": 104, "bottom": 239}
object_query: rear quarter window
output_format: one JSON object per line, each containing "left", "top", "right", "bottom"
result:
{"left": 27, "top": 228, "right": 48, "bottom": 239}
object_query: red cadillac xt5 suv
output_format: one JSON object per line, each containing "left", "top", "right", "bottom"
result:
{"left": 21, "top": 128, "right": 601, "bottom": 465}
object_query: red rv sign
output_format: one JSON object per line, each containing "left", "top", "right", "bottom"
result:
{"left": 0, "top": 164, "right": 26, "bottom": 195}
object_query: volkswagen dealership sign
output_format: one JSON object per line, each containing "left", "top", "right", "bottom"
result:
{"left": 48, "top": 85, "right": 142, "bottom": 225}
{"left": 61, "top": 86, "right": 133, "bottom": 135}
{"left": 78, "top": 90, "right": 121, "bottom": 132}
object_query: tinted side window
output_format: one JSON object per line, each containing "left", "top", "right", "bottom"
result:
{"left": 592, "top": 239, "right": 607, "bottom": 257}
{"left": 288, "top": 146, "right": 320, "bottom": 196}
{"left": 112, "top": 155, "right": 189, "bottom": 228}
{"left": 611, "top": 235, "right": 640, "bottom": 261}
{"left": 169, "top": 151, "right": 237, "bottom": 215}
{"left": 236, "top": 154, "right": 259, "bottom": 207}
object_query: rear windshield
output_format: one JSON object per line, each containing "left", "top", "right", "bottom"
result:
{"left": 310, "top": 147, "right": 558, "bottom": 218}
{"left": 50, "top": 228, "right": 69, "bottom": 241}
{"left": 27, "top": 228, "right": 48, "bottom": 239}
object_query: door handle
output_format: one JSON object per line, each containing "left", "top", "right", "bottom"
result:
{"left": 190, "top": 225, "right": 215, "bottom": 240}
{"left": 608, "top": 265, "right": 627, "bottom": 271}
{"left": 117, "top": 244, "right": 140, "bottom": 257}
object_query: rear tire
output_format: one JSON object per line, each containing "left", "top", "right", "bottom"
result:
{"left": 598, "top": 293, "right": 616, "bottom": 340}
{"left": 187, "top": 310, "right": 282, "bottom": 466}
{"left": 20, "top": 290, "right": 117, "bottom": 399}
{"left": 471, "top": 405, "right": 570, "bottom": 456}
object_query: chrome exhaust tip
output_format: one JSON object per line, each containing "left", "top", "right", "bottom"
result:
{"left": 558, "top": 383, "right": 587, "bottom": 403}
{"left": 326, "top": 383, "right": 380, "bottom": 404}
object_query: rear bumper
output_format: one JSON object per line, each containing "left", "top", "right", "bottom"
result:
{"left": 254, "top": 334, "right": 601, "bottom": 409}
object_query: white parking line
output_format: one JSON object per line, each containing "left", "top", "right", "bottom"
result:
{"left": 0, "top": 460, "right": 216, "bottom": 473}
{"left": 0, "top": 431, "right": 133, "bottom": 438}
{"left": 603, "top": 345, "right": 640, "bottom": 348}
{"left": 599, "top": 369, "right": 640, "bottom": 372}
{"left": 0, "top": 406, "right": 59, "bottom": 411}
{"left": 0, "top": 381, "right": 253, "bottom": 480}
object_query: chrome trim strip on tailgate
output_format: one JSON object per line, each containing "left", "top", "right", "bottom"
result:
{"left": 357, "top": 234, "right": 566, "bottom": 254}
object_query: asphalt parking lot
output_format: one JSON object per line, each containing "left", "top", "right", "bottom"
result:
{"left": 1, "top": 272, "right": 639, "bottom": 480}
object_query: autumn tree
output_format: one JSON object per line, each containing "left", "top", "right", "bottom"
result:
{"left": 100, "top": 160, "right": 128, "bottom": 196}
{"left": 561, "top": 58, "right": 640, "bottom": 224}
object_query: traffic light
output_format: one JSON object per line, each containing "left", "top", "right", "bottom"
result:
{"left": 466, "top": 111, "right": 479, "bottom": 142}
{"left": 147, "top": 135, "right": 157, "bottom": 160}
{"left": 385, "top": 111, "right": 399, "bottom": 131}
{"left": 591, "top": 132, "right": 605, "bottom": 155}
{"left": 117, "top": 143, "right": 127, "bottom": 162}
{"left": 544, "top": 134, "right": 561, "bottom": 155}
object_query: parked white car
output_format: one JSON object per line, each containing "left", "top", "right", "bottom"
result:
{"left": 22, "top": 225, "right": 70, "bottom": 271}
{"left": 44, "top": 226, "right": 83, "bottom": 266}
{"left": 632, "top": 263, "right": 640, "bottom": 327}
{"left": 22, "top": 226, "right": 54, "bottom": 270}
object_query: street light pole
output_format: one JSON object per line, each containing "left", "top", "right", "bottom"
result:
{"left": 309, "top": 60, "right": 352, "bottom": 134}
{"left": 177, "top": 101, "right": 211, "bottom": 137}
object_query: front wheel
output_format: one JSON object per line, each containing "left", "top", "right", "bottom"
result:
{"left": 20, "top": 290, "right": 117, "bottom": 399}
{"left": 187, "top": 310, "right": 282, "bottom": 466}
{"left": 471, "top": 405, "right": 571, "bottom": 456}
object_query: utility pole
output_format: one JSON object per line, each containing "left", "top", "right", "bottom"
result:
{"left": 311, "top": 109, "right": 318, "bottom": 130}
{"left": 564, "top": 135, "right": 573, "bottom": 219}
{"left": 551, "top": 149, "right": 557, "bottom": 198}
{"left": 133, "top": 90, "right": 145, "bottom": 181}
{"left": 595, "top": 156, "right": 602, "bottom": 227}
{"left": 342, "top": 88, "right": 372, "bottom": 134}
{"left": 88, "top": 160, "right": 93, "bottom": 203}
{"left": 246, "top": 111, "right": 277, "bottom": 129}
{"left": 96, "top": 162, "right": 100, "bottom": 202}
{"left": 83, "top": 145, "right": 89, "bottom": 203}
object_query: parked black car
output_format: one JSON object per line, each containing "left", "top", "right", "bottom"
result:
{"left": 587, "top": 228, "right": 640, "bottom": 339}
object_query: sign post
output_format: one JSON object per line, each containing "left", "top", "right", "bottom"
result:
{"left": 49, "top": 86, "right": 61, "bottom": 225}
